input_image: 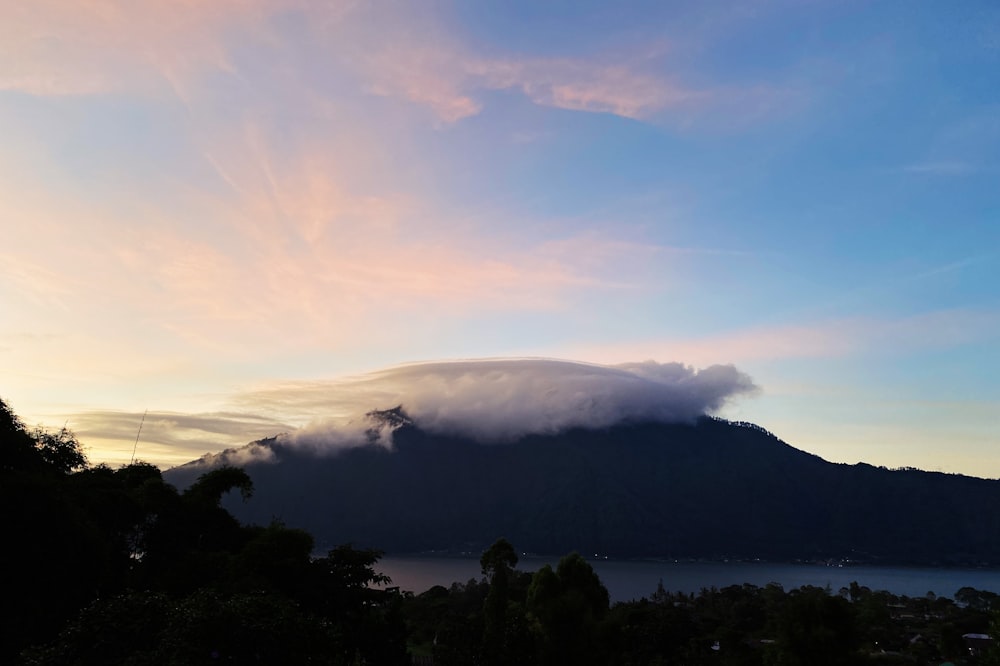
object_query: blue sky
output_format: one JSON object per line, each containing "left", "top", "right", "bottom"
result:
{"left": 1, "top": 0, "right": 998, "bottom": 473}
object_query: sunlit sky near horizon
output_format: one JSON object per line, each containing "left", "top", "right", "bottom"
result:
{"left": 2, "top": 1, "right": 998, "bottom": 475}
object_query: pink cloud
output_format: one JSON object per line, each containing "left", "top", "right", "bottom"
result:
{"left": 357, "top": 36, "right": 810, "bottom": 129}
{"left": 0, "top": 0, "right": 315, "bottom": 96}
{"left": 563, "top": 309, "right": 1000, "bottom": 368}
{"left": 481, "top": 59, "right": 703, "bottom": 119}
{"left": 364, "top": 45, "right": 484, "bottom": 122}
{"left": 3, "top": 1, "right": 795, "bottom": 130}
{"left": 364, "top": 44, "right": 706, "bottom": 123}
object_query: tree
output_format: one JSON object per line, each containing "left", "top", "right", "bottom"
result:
{"left": 0, "top": 396, "right": 36, "bottom": 472}
{"left": 225, "top": 521, "right": 314, "bottom": 595}
{"left": 956, "top": 586, "right": 999, "bottom": 611}
{"left": 0, "top": 397, "right": 86, "bottom": 475}
{"left": 306, "top": 545, "right": 410, "bottom": 665}
{"left": 183, "top": 465, "right": 253, "bottom": 506}
{"left": 29, "top": 426, "right": 87, "bottom": 474}
{"left": 769, "top": 586, "right": 858, "bottom": 666}
{"left": 527, "top": 552, "right": 610, "bottom": 666}
{"left": 480, "top": 537, "right": 520, "bottom": 665}
{"left": 133, "top": 466, "right": 252, "bottom": 595}
{"left": 982, "top": 606, "right": 1000, "bottom": 665}
{"left": 0, "top": 399, "right": 97, "bottom": 660}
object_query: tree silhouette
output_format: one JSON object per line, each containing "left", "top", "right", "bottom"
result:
{"left": 481, "top": 537, "right": 519, "bottom": 665}
{"left": 528, "top": 552, "right": 610, "bottom": 666}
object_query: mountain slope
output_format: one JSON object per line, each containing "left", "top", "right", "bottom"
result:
{"left": 165, "top": 417, "right": 1000, "bottom": 564}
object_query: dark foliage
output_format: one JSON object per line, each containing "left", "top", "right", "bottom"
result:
{"left": 481, "top": 537, "right": 519, "bottom": 665}
{"left": 405, "top": 541, "right": 1000, "bottom": 665}
{"left": 1, "top": 397, "right": 409, "bottom": 665}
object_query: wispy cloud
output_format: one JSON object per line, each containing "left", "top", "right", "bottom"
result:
{"left": 906, "top": 255, "right": 990, "bottom": 281}
{"left": 901, "top": 161, "right": 976, "bottom": 175}
{"left": 2, "top": 1, "right": 806, "bottom": 134}
{"left": 474, "top": 57, "right": 704, "bottom": 120}
{"left": 0, "top": 0, "right": 313, "bottom": 97}
{"left": 0, "top": 78, "right": 669, "bottom": 366}
{"left": 364, "top": 42, "right": 729, "bottom": 124}
{"left": 566, "top": 308, "right": 1000, "bottom": 367}
{"left": 69, "top": 409, "right": 292, "bottom": 467}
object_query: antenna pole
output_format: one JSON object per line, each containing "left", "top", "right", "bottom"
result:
{"left": 130, "top": 409, "right": 147, "bottom": 465}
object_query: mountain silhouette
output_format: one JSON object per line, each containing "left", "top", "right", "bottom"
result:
{"left": 165, "top": 415, "right": 1000, "bottom": 565}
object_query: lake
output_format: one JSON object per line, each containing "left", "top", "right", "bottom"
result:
{"left": 377, "top": 555, "right": 1000, "bottom": 603}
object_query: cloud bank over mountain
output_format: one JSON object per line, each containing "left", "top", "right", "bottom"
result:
{"left": 284, "top": 358, "right": 758, "bottom": 452}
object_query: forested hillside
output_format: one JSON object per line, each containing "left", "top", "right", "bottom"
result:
{"left": 169, "top": 413, "right": 1000, "bottom": 565}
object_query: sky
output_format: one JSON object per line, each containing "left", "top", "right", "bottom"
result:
{"left": 2, "top": 0, "right": 998, "bottom": 475}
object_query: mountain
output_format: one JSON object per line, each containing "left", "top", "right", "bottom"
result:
{"left": 165, "top": 414, "right": 1000, "bottom": 565}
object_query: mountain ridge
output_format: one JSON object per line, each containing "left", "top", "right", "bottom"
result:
{"left": 165, "top": 415, "right": 1000, "bottom": 566}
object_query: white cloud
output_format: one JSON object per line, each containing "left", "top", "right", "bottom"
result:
{"left": 275, "top": 358, "right": 758, "bottom": 450}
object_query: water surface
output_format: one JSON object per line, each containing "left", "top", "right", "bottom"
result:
{"left": 377, "top": 555, "right": 1000, "bottom": 602}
